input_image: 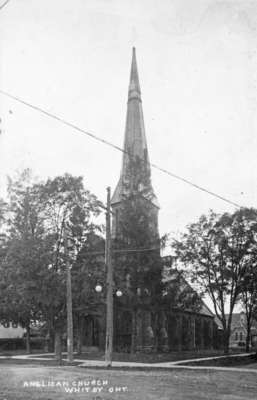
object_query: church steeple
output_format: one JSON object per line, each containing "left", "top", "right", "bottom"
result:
{"left": 111, "top": 48, "right": 159, "bottom": 209}
{"left": 128, "top": 47, "right": 141, "bottom": 101}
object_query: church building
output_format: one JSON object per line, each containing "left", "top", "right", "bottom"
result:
{"left": 109, "top": 48, "right": 216, "bottom": 352}
{"left": 80, "top": 48, "right": 217, "bottom": 353}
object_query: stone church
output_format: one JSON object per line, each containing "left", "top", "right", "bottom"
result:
{"left": 81, "top": 48, "right": 217, "bottom": 352}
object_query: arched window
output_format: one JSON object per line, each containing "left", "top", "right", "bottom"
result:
{"left": 235, "top": 332, "right": 238, "bottom": 341}
{"left": 240, "top": 332, "right": 243, "bottom": 341}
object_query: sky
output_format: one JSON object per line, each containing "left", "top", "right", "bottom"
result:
{"left": 0, "top": 0, "right": 257, "bottom": 244}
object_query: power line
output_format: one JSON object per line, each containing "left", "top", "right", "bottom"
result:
{"left": 114, "top": 247, "right": 159, "bottom": 254}
{"left": 0, "top": 89, "right": 242, "bottom": 209}
{"left": 0, "top": 0, "right": 11, "bottom": 11}
{"left": 71, "top": 247, "right": 161, "bottom": 257}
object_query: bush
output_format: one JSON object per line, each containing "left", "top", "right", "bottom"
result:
{"left": 0, "top": 338, "right": 25, "bottom": 351}
{"left": 0, "top": 336, "right": 45, "bottom": 351}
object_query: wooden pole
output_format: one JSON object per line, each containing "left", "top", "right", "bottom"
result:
{"left": 105, "top": 187, "right": 113, "bottom": 367}
{"left": 64, "top": 226, "right": 74, "bottom": 363}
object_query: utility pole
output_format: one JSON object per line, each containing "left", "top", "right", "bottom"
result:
{"left": 64, "top": 225, "right": 74, "bottom": 363}
{"left": 105, "top": 186, "right": 113, "bottom": 367}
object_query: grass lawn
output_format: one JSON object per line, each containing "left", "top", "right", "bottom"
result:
{"left": 0, "top": 363, "right": 257, "bottom": 400}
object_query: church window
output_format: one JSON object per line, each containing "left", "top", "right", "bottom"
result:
{"left": 3, "top": 321, "right": 10, "bottom": 328}
{"left": 235, "top": 332, "right": 238, "bottom": 341}
{"left": 240, "top": 332, "right": 243, "bottom": 341}
{"left": 144, "top": 148, "right": 147, "bottom": 161}
{"left": 115, "top": 209, "right": 119, "bottom": 236}
{"left": 126, "top": 273, "right": 131, "bottom": 288}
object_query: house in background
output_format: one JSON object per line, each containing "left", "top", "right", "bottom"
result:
{"left": 0, "top": 322, "right": 25, "bottom": 339}
{"left": 229, "top": 312, "right": 247, "bottom": 348}
{"left": 215, "top": 312, "right": 257, "bottom": 349}
{"left": 228, "top": 312, "right": 257, "bottom": 348}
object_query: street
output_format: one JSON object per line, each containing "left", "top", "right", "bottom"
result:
{"left": 0, "top": 363, "right": 257, "bottom": 400}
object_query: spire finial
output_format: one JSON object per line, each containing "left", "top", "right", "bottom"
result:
{"left": 128, "top": 47, "right": 141, "bottom": 100}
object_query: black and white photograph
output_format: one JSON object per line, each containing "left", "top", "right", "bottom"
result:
{"left": 0, "top": 0, "right": 257, "bottom": 399}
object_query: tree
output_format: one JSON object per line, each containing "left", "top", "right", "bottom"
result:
{"left": 172, "top": 208, "right": 257, "bottom": 354}
{"left": 72, "top": 233, "right": 105, "bottom": 353}
{"left": 240, "top": 260, "right": 257, "bottom": 351}
{"left": 1, "top": 236, "right": 51, "bottom": 352}
{"left": 0, "top": 170, "right": 47, "bottom": 352}
{"left": 0, "top": 171, "right": 104, "bottom": 356}
{"left": 0, "top": 197, "right": 7, "bottom": 262}
{"left": 37, "top": 173, "right": 103, "bottom": 355}
{"left": 0, "top": 198, "right": 7, "bottom": 226}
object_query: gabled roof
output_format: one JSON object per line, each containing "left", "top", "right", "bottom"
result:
{"left": 163, "top": 269, "right": 214, "bottom": 318}
{"left": 214, "top": 313, "right": 257, "bottom": 331}
{"left": 226, "top": 313, "right": 246, "bottom": 328}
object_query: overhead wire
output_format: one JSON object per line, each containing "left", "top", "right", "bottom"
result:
{"left": 77, "top": 247, "right": 161, "bottom": 256}
{"left": 0, "top": 89, "right": 242, "bottom": 208}
{"left": 0, "top": 0, "right": 11, "bottom": 11}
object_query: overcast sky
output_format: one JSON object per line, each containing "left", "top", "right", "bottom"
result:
{"left": 0, "top": 0, "right": 257, "bottom": 242}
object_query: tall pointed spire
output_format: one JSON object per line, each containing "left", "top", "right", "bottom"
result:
{"left": 111, "top": 48, "right": 159, "bottom": 209}
{"left": 128, "top": 47, "right": 141, "bottom": 101}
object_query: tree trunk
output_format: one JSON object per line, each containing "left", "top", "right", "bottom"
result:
{"left": 25, "top": 324, "right": 31, "bottom": 354}
{"left": 152, "top": 312, "right": 159, "bottom": 352}
{"left": 246, "top": 322, "right": 251, "bottom": 352}
{"left": 54, "top": 330, "right": 62, "bottom": 365}
{"left": 49, "top": 329, "right": 55, "bottom": 352}
{"left": 46, "top": 312, "right": 55, "bottom": 352}
{"left": 76, "top": 317, "right": 83, "bottom": 355}
{"left": 130, "top": 309, "right": 137, "bottom": 354}
{"left": 44, "top": 329, "right": 51, "bottom": 353}
{"left": 223, "top": 329, "right": 230, "bottom": 354}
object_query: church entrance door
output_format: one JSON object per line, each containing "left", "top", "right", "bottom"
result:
{"left": 83, "top": 315, "right": 99, "bottom": 347}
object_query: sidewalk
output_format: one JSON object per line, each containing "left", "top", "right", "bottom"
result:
{"left": 78, "top": 352, "right": 257, "bottom": 373}
{"left": 0, "top": 351, "right": 256, "bottom": 373}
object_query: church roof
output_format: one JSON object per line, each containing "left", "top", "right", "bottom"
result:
{"left": 163, "top": 268, "right": 214, "bottom": 318}
{"left": 111, "top": 48, "right": 159, "bottom": 208}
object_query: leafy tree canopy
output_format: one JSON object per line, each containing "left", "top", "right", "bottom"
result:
{"left": 172, "top": 207, "right": 257, "bottom": 352}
